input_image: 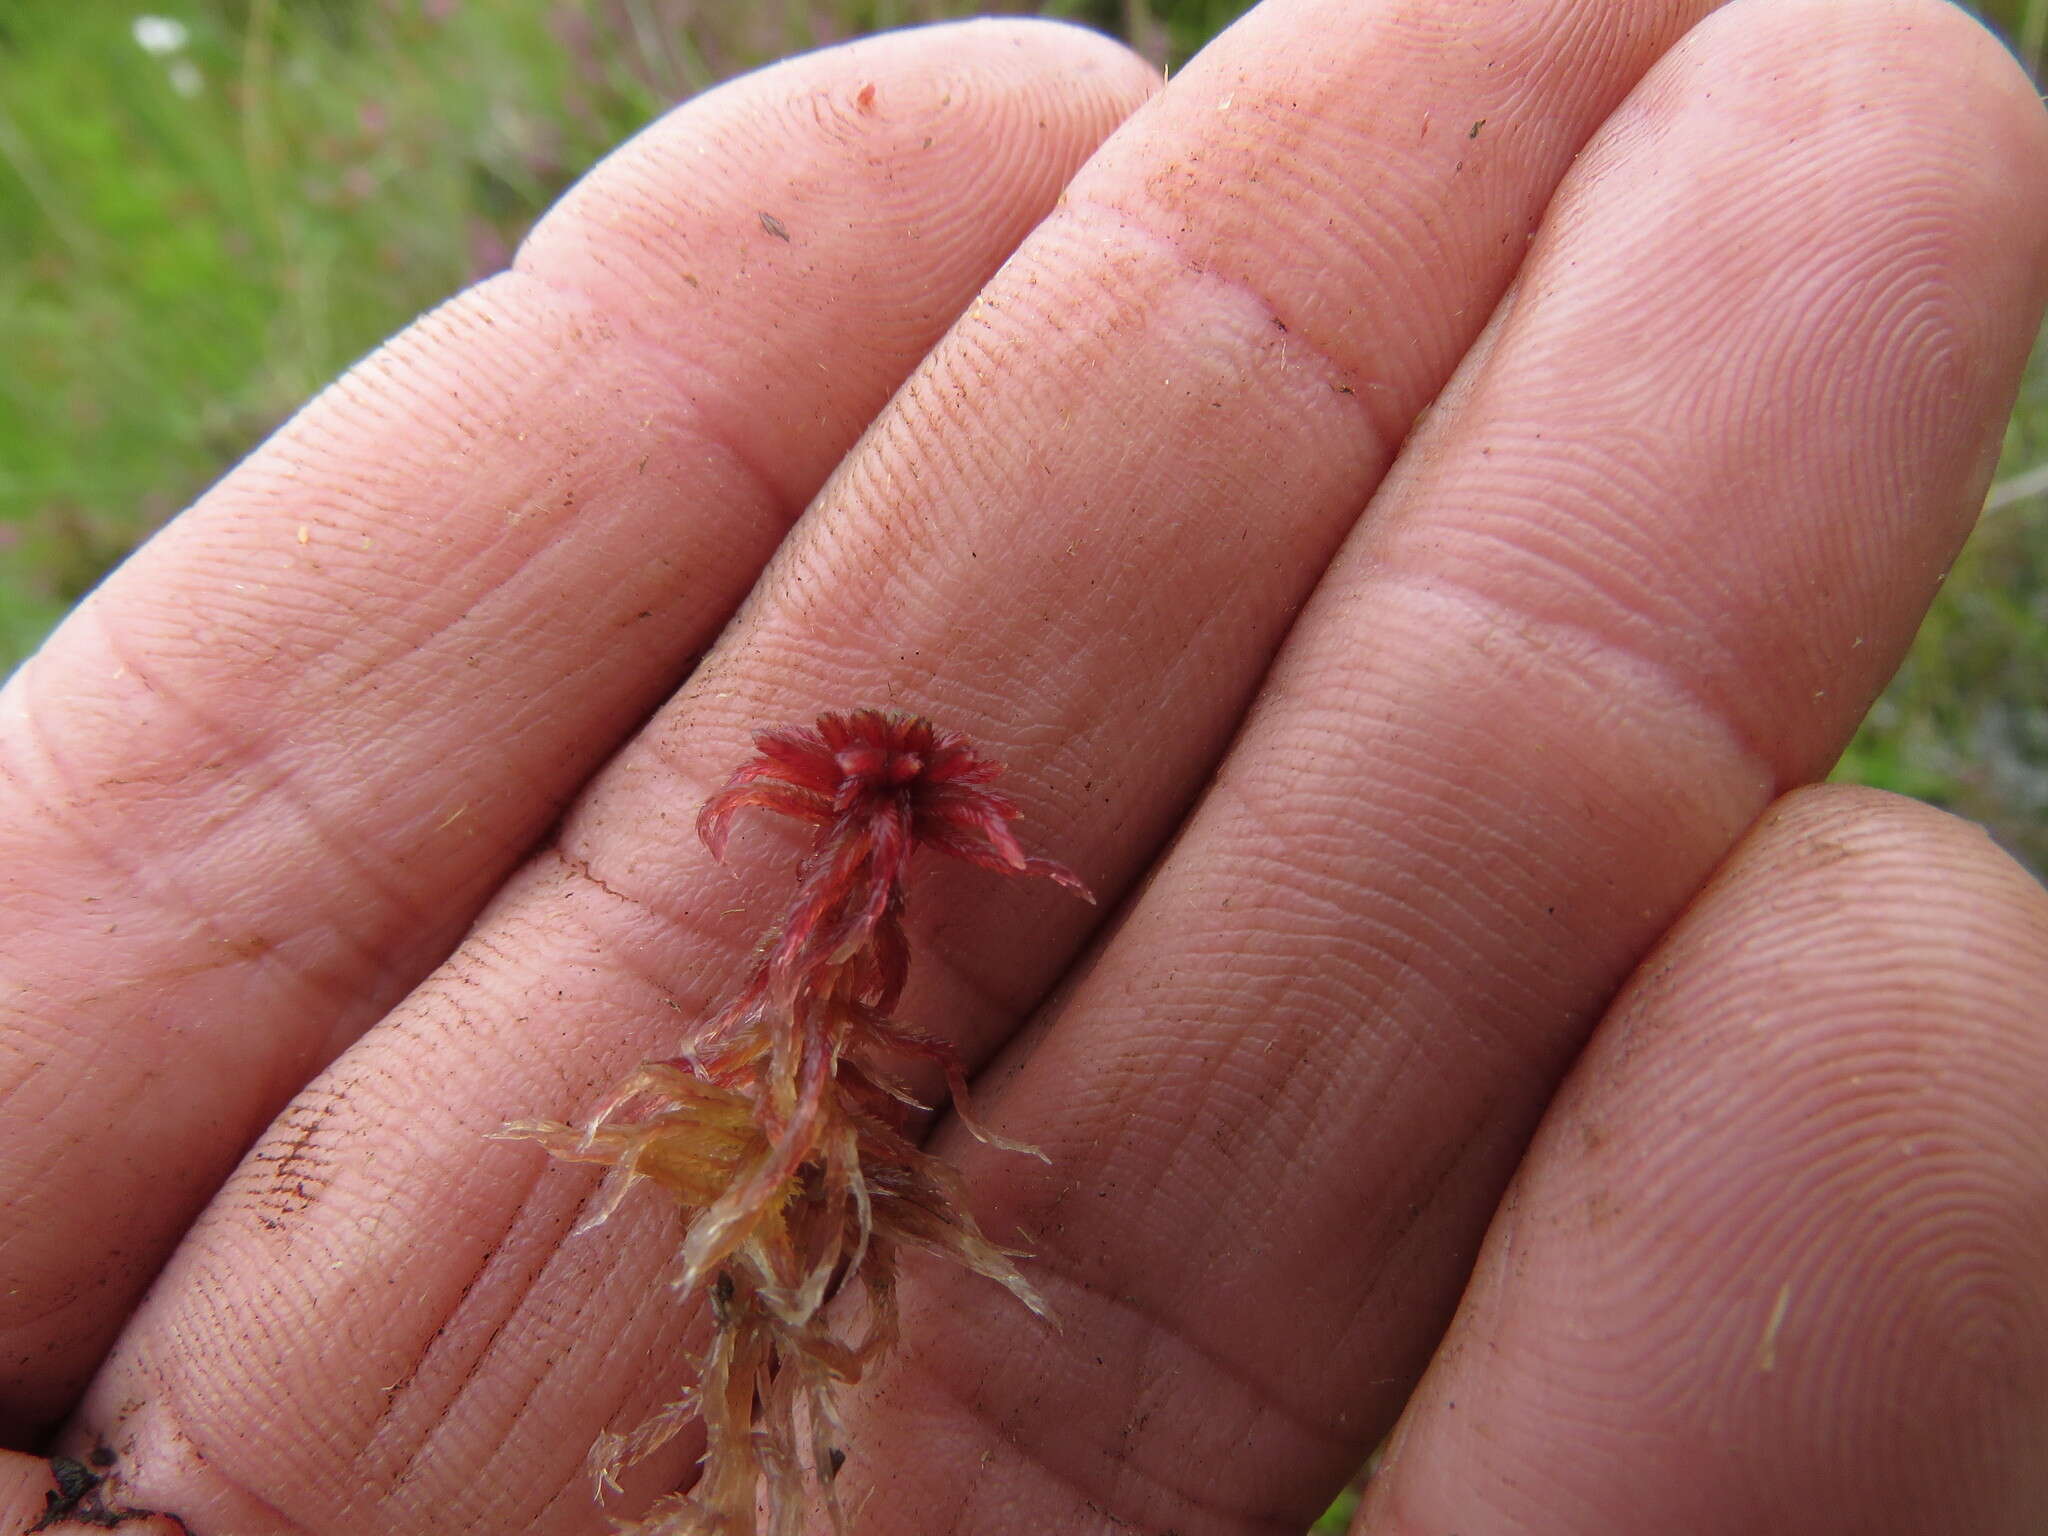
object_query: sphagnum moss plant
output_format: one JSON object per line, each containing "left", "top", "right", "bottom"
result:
{"left": 503, "top": 709, "right": 1091, "bottom": 1536}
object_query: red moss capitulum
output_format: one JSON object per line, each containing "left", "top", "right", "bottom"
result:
{"left": 503, "top": 709, "right": 1091, "bottom": 1536}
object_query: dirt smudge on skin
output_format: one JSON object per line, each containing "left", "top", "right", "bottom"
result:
{"left": 28, "top": 1445, "right": 196, "bottom": 1534}
{"left": 246, "top": 1085, "right": 347, "bottom": 1224}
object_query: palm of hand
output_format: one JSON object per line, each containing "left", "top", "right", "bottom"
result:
{"left": 3, "top": 4, "right": 2047, "bottom": 1535}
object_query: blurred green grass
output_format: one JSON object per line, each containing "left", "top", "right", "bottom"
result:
{"left": 0, "top": 4, "right": 2044, "bottom": 1532}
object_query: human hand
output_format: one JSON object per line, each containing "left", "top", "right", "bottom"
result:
{"left": 4, "top": 2, "right": 2046, "bottom": 1532}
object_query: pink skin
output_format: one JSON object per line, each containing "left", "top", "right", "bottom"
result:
{"left": 2, "top": 2, "right": 2045, "bottom": 1533}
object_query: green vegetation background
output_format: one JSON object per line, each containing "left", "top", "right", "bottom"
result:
{"left": 0, "top": 3, "right": 2043, "bottom": 1531}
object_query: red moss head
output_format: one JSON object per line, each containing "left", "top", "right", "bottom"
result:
{"left": 699, "top": 708, "right": 1091, "bottom": 897}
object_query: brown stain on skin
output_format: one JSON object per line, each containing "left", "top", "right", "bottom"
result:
{"left": 246, "top": 1086, "right": 344, "bottom": 1223}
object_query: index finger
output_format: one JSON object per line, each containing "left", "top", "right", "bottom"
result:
{"left": 0, "top": 19, "right": 1156, "bottom": 1438}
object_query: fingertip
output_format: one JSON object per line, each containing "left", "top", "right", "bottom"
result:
{"left": 1661, "top": 0, "right": 2048, "bottom": 332}
{"left": 1370, "top": 784, "right": 2048, "bottom": 1533}
{"left": 517, "top": 18, "right": 1156, "bottom": 326}
{"left": 941, "top": 14, "right": 1161, "bottom": 95}
{"left": 1687, "top": 781, "right": 2048, "bottom": 988}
